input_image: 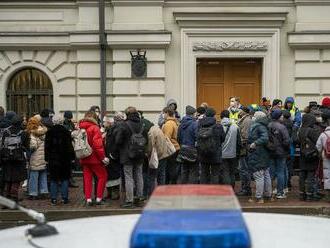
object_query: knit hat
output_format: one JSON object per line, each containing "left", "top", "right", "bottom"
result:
{"left": 114, "top": 111, "right": 126, "bottom": 122}
{"left": 185, "top": 105, "right": 196, "bottom": 115}
{"left": 205, "top": 107, "right": 216, "bottom": 117}
{"left": 53, "top": 115, "right": 64, "bottom": 125}
{"left": 271, "top": 109, "right": 282, "bottom": 120}
{"left": 254, "top": 111, "right": 266, "bottom": 121}
{"left": 282, "top": 109, "right": 291, "bottom": 119}
{"left": 322, "top": 97, "right": 330, "bottom": 108}
{"left": 40, "top": 109, "right": 50, "bottom": 118}
{"left": 64, "top": 111, "right": 73, "bottom": 119}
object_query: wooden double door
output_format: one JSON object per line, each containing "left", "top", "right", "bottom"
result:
{"left": 197, "top": 58, "right": 262, "bottom": 115}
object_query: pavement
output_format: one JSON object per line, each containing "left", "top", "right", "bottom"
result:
{"left": 1, "top": 176, "right": 330, "bottom": 229}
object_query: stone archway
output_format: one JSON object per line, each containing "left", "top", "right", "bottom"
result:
{"left": 6, "top": 67, "right": 53, "bottom": 117}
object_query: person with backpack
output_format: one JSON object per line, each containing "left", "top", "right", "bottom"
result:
{"left": 316, "top": 116, "right": 330, "bottom": 203}
{"left": 220, "top": 110, "right": 241, "bottom": 188}
{"left": 79, "top": 111, "right": 109, "bottom": 206}
{"left": 268, "top": 109, "right": 290, "bottom": 199}
{"left": 298, "top": 113, "right": 322, "bottom": 201}
{"left": 27, "top": 116, "right": 49, "bottom": 200}
{"left": 177, "top": 105, "right": 198, "bottom": 184}
{"left": 45, "top": 115, "right": 75, "bottom": 205}
{"left": 105, "top": 112, "right": 125, "bottom": 201}
{"left": 0, "top": 113, "right": 28, "bottom": 202}
{"left": 247, "top": 111, "right": 271, "bottom": 204}
{"left": 115, "top": 107, "right": 146, "bottom": 208}
{"left": 197, "top": 107, "right": 225, "bottom": 184}
{"left": 237, "top": 107, "right": 253, "bottom": 196}
{"left": 162, "top": 107, "right": 180, "bottom": 184}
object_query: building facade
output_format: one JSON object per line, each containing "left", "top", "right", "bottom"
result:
{"left": 0, "top": 0, "right": 329, "bottom": 121}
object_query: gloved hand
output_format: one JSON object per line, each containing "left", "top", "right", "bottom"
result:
{"left": 102, "top": 157, "right": 110, "bottom": 166}
{"left": 249, "top": 143, "right": 257, "bottom": 150}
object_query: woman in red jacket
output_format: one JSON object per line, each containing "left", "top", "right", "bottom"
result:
{"left": 79, "top": 111, "right": 109, "bottom": 206}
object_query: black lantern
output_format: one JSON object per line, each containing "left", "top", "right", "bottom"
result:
{"left": 130, "top": 50, "right": 147, "bottom": 78}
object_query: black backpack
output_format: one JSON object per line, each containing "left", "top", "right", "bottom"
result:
{"left": 197, "top": 125, "right": 217, "bottom": 155}
{"left": 267, "top": 126, "right": 282, "bottom": 156}
{"left": 127, "top": 122, "right": 146, "bottom": 160}
{"left": 300, "top": 129, "right": 318, "bottom": 161}
{"left": 0, "top": 127, "right": 25, "bottom": 162}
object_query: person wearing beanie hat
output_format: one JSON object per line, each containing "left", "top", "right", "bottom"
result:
{"left": 185, "top": 105, "right": 196, "bottom": 116}
{"left": 268, "top": 108, "right": 290, "bottom": 199}
{"left": 284, "top": 97, "right": 302, "bottom": 128}
{"left": 45, "top": 113, "right": 75, "bottom": 205}
{"left": 322, "top": 97, "right": 330, "bottom": 109}
{"left": 63, "top": 111, "right": 75, "bottom": 132}
{"left": 248, "top": 110, "right": 271, "bottom": 203}
{"left": 0, "top": 112, "right": 28, "bottom": 201}
{"left": 178, "top": 106, "right": 199, "bottom": 184}
{"left": 237, "top": 106, "right": 253, "bottom": 196}
{"left": 197, "top": 106, "right": 226, "bottom": 184}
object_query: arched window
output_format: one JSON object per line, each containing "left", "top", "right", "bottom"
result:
{"left": 6, "top": 68, "right": 53, "bottom": 117}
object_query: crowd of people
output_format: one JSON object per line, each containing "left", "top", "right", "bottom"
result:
{"left": 1, "top": 95, "right": 330, "bottom": 208}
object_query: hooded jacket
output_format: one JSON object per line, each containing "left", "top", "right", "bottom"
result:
{"left": 284, "top": 97, "right": 302, "bottom": 128}
{"left": 177, "top": 115, "right": 197, "bottom": 147}
{"left": 298, "top": 113, "right": 322, "bottom": 171}
{"left": 268, "top": 120, "right": 290, "bottom": 158}
{"left": 221, "top": 117, "right": 240, "bottom": 159}
{"left": 29, "top": 126, "right": 48, "bottom": 171}
{"left": 247, "top": 117, "right": 270, "bottom": 172}
{"left": 197, "top": 117, "right": 225, "bottom": 164}
{"left": 158, "top": 99, "right": 181, "bottom": 127}
{"left": 162, "top": 117, "right": 180, "bottom": 151}
{"left": 237, "top": 113, "right": 252, "bottom": 156}
{"left": 79, "top": 118, "right": 105, "bottom": 165}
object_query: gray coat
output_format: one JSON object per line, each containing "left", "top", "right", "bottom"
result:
{"left": 316, "top": 126, "right": 330, "bottom": 189}
{"left": 268, "top": 120, "right": 290, "bottom": 158}
{"left": 221, "top": 118, "right": 239, "bottom": 159}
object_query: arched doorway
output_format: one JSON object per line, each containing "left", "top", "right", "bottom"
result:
{"left": 6, "top": 67, "right": 53, "bottom": 117}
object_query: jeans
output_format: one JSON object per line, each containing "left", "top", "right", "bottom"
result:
{"left": 272, "top": 158, "right": 287, "bottom": 195}
{"left": 299, "top": 170, "right": 315, "bottom": 194}
{"left": 157, "top": 159, "right": 167, "bottom": 185}
{"left": 200, "top": 163, "right": 220, "bottom": 184}
{"left": 166, "top": 152, "right": 179, "bottom": 184}
{"left": 221, "top": 158, "right": 238, "bottom": 188}
{"left": 50, "top": 180, "right": 69, "bottom": 200}
{"left": 123, "top": 164, "right": 143, "bottom": 203}
{"left": 238, "top": 156, "right": 251, "bottom": 193}
{"left": 28, "top": 170, "right": 49, "bottom": 196}
{"left": 253, "top": 168, "right": 272, "bottom": 199}
{"left": 181, "top": 162, "right": 199, "bottom": 184}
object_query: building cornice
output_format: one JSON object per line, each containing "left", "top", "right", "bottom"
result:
{"left": 173, "top": 11, "right": 288, "bottom": 28}
{"left": 111, "top": 0, "right": 164, "bottom": 6}
{"left": 0, "top": 1, "right": 111, "bottom": 9}
{"left": 288, "top": 31, "right": 330, "bottom": 48}
{"left": 166, "top": 0, "right": 294, "bottom": 7}
{"left": 294, "top": 0, "right": 330, "bottom": 6}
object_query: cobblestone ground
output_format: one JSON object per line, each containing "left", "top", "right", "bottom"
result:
{"left": 3, "top": 175, "right": 328, "bottom": 211}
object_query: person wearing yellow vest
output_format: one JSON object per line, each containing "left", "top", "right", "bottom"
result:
{"left": 228, "top": 97, "right": 242, "bottom": 123}
{"left": 284, "top": 97, "right": 302, "bottom": 128}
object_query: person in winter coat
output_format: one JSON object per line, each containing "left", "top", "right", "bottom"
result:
{"left": 115, "top": 107, "right": 146, "bottom": 208}
{"left": 27, "top": 117, "right": 49, "bottom": 199}
{"left": 63, "top": 111, "right": 75, "bottom": 132}
{"left": 158, "top": 99, "right": 181, "bottom": 128}
{"left": 316, "top": 118, "right": 330, "bottom": 203}
{"left": 220, "top": 110, "right": 241, "bottom": 188}
{"left": 237, "top": 107, "right": 253, "bottom": 196}
{"left": 105, "top": 112, "right": 125, "bottom": 201}
{"left": 40, "top": 109, "right": 54, "bottom": 129}
{"left": 45, "top": 115, "right": 75, "bottom": 205}
{"left": 228, "top": 97, "right": 242, "bottom": 123}
{"left": 248, "top": 111, "right": 271, "bottom": 204}
{"left": 0, "top": 113, "right": 28, "bottom": 201}
{"left": 268, "top": 109, "right": 290, "bottom": 199}
{"left": 284, "top": 97, "right": 302, "bottom": 129}
{"left": 162, "top": 107, "right": 180, "bottom": 184}
{"left": 198, "top": 108, "right": 226, "bottom": 184}
{"left": 177, "top": 105, "right": 198, "bottom": 184}
{"left": 282, "top": 110, "right": 294, "bottom": 190}
{"left": 79, "top": 111, "right": 109, "bottom": 206}
{"left": 298, "top": 113, "right": 322, "bottom": 201}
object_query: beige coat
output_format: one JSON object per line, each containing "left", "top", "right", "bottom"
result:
{"left": 162, "top": 117, "right": 180, "bottom": 151}
{"left": 29, "top": 126, "right": 47, "bottom": 171}
{"left": 148, "top": 126, "right": 175, "bottom": 160}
